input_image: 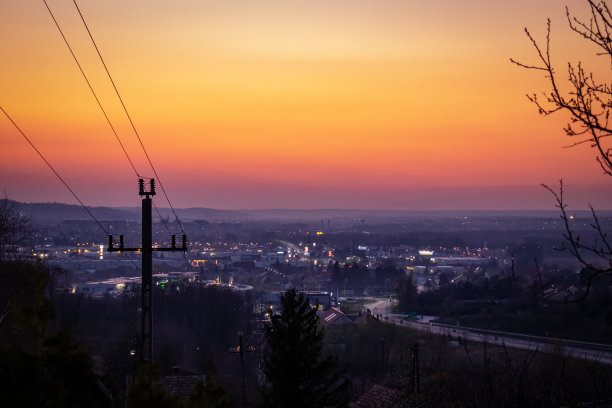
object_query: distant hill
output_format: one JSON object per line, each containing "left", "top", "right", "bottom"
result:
{"left": 13, "top": 201, "right": 247, "bottom": 225}
{"left": 238, "top": 208, "right": 567, "bottom": 222}
{"left": 15, "top": 201, "right": 138, "bottom": 224}
{"left": 9, "top": 200, "right": 611, "bottom": 225}
{"left": 150, "top": 207, "right": 251, "bottom": 222}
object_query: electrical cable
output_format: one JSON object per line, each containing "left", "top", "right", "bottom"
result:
{"left": 72, "top": 0, "right": 195, "bottom": 271}
{"left": 153, "top": 201, "right": 172, "bottom": 236}
{"left": 43, "top": 0, "right": 167, "bottom": 266}
{"left": 42, "top": 0, "right": 142, "bottom": 180}
{"left": 150, "top": 203, "right": 193, "bottom": 272}
{"left": 0, "top": 105, "right": 140, "bottom": 271}
{"left": 152, "top": 201, "right": 193, "bottom": 271}
{"left": 1, "top": 105, "right": 109, "bottom": 234}
{"left": 72, "top": 0, "right": 186, "bottom": 234}
{"left": 43, "top": 0, "right": 193, "bottom": 270}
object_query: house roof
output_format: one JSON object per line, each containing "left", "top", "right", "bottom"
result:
{"left": 354, "top": 309, "right": 378, "bottom": 326}
{"left": 320, "top": 307, "right": 353, "bottom": 326}
{"left": 349, "top": 384, "right": 404, "bottom": 408}
{"left": 350, "top": 368, "right": 412, "bottom": 408}
{"left": 158, "top": 374, "right": 205, "bottom": 398}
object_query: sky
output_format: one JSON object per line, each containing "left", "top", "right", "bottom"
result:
{"left": 0, "top": 0, "right": 610, "bottom": 210}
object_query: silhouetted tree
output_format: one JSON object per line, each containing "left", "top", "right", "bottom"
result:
{"left": 395, "top": 272, "right": 417, "bottom": 313}
{"left": 331, "top": 261, "right": 343, "bottom": 289}
{"left": 127, "top": 363, "right": 183, "bottom": 408}
{"left": 261, "top": 288, "right": 350, "bottom": 408}
{"left": 512, "top": 0, "right": 612, "bottom": 299}
{"left": 0, "top": 199, "right": 30, "bottom": 260}
{"left": 0, "top": 260, "right": 53, "bottom": 339}
{"left": 189, "top": 374, "right": 236, "bottom": 408}
{"left": 0, "top": 260, "right": 109, "bottom": 407}
{"left": 374, "top": 259, "right": 402, "bottom": 287}
{"left": 0, "top": 329, "right": 110, "bottom": 408}
{"left": 343, "top": 262, "right": 370, "bottom": 290}
{"left": 127, "top": 364, "right": 237, "bottom": 408}
{"left": 438, "top": 272, "right": 449, "bottom": 287}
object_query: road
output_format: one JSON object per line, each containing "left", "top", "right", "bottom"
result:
{"left": 366, "top": 298, "right": 393, "bottom": 318}
{"left": 364, "top": 298, "right": 612, "bottom": 365}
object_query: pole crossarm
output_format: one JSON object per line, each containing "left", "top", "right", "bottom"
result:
{"left": 107, "top": 234, "right": 188, "bottom": 253}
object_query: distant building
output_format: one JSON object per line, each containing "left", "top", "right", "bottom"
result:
{"left": 261, "top": 291, "right": 331, "bottom": 313}
{"left": 158, "top": 369, "right": 206, "bottom": 399}
{"left": 435, "top": 257, "right": 489, "bottom": 266}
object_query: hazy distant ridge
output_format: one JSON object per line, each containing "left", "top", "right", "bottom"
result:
{"left": 11, "top": 200, "right": 611, "bottom": 225}
{"left": 15, "top": 201, "right": 137, "bottom": 224}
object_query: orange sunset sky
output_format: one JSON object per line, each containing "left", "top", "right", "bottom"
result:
{"left": 1, "top": 0, "right": 610, "bottom": 210}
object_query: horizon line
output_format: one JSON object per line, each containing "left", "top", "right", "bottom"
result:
{"left": 9, "top": 199, "right": 612, "bottom": 213}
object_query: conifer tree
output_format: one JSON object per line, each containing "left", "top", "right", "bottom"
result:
{"left": 261, "top": 288, "right": 350, "bottom": 408}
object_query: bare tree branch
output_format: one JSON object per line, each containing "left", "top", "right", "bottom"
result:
{"left": 542, "top": 181, "right": 612, "bottom": 302}
{"left": 0, "top": 198, "right": 31, "bottom": 261}
{"left": 511, "top": 3, "right": 612, "bottom": 175}
{"left": 513, "top": 2, "right": 612, "bottom": 301}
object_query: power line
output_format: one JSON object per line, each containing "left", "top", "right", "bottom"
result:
{"left": 42, "top": 0, "right": 174, "bottom": 269}
{"left": 153, "top": 201, "right": 172, "bottom": 235}
{"left": 42, "top": 0, "right": 141, "bottom": 179}
{"left": 152, "top": 201, "right": 193, "bottom": 272}
{"left": 1, "top": 105, "right": 141, "bottom": 271}
{"left": 1, "top": 105, "right": 109, "bottom": 234}
{"left": 72, "top": 0, "right": 185, "bottom": 234}
{"left": 42, "top": 0, "right": 193, "bottom": 270}
{"left": 71, "top": 0, "right": 194, "bottom": 271}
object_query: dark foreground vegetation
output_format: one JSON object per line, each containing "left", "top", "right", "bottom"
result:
{"left": 1, "top": 258, "right": 611, "bottom": 407}
{"left": 394, "top": 268, "right": 612, "bottom": 344}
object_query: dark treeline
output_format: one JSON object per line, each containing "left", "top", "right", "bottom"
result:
{"left": 321, "top": 309, "right": 612, "bottom": 407}
{"left": 52, "top": 282, "right": 255, "bottom": 403}
{"left": 2, "top": 258, "right": 612, "bottom": 407}
{"left": 0, "top": 260, "right": 110, "bottom": 407}
{"left": 395, "top": 267, "right": 612, "bottom": 343}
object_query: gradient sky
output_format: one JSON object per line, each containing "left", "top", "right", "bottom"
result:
{"left": 1, "top": 0, "right": 610, "bottom": 210}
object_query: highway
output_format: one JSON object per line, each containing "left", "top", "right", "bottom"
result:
{"left": 364, "top": 298, "right": 612, "bottom": 365}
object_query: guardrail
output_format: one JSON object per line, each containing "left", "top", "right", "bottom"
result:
{"left": 428, "top": 322, "right": 612, "bottom": 353}
{"left": 379, "top": 314, "right": 612, "bottom": 354}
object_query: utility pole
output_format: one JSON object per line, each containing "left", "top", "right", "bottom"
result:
{"left": 379, "top": 337, "right": 387, "bottom": 373}
{"left": 231, "top": 331, "right": 256, "bottom": 407}
{"left": 410, "top": 342, "right": 420, "bottom": 394}
{"left": 238, "top": 332, "right": 246, "bottom": 407}
{"left": 108, "top": 178, "right": 187, "bottom": 364}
